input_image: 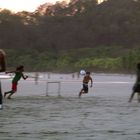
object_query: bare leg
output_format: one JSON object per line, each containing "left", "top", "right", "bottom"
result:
{"left": 4, "top": 90, "right": 15, "bottom": 99}
{"left": 0, "top": 82, "right": 2, "bottom": 109}
{"left": 137, "top": 93, "right": 140, "bottom": 102}
{"left": 7, "top": 91, "right": 15, "bottom": 99}
{"left": 4, "top": 90, "right": 12, "bottom": 98}
{"left": 79, "top": 89, "right": 84, "bottom": 98}
{"left": 128, "top": 91, "right": 136, "bottom": 102}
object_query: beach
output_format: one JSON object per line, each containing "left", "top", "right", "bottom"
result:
{"left": 0, "top": 73, "right": 140, "bottom": 140}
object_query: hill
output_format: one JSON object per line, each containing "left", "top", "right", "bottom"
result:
{"left": 0, "top": 0, "right": 140, "bottom": 72}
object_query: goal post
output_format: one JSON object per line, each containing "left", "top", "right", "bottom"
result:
{"left": 46, "top": 81, "right": 61, "bottom": 96}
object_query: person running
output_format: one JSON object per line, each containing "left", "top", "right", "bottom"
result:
{"left": 4, "top": 65, "right": 28, "bottom": 99}
{"left": 79, "top": 71, "right": 93, "bottom": 98}
{"left": 0, "top": 49, "right": 6, "bottom": 72}
{"left": 129, "top": 63, "right": 140, "bottom": 102}
{"left": 0, "top": 49, "right": 6, "bottom": 109}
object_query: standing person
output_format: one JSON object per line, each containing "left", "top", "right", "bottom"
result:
{"left": 4, "top": 65, "right": 28, "bottom": 99}
{"left": 0, "top": 49, "right": 6, "bottom": 109}
{"left": 129, "top": 63, "right": 140, "bottom": 102}
{"left": 34, "top": 72, "right": 39, "bottom": 85}
{"left": 0, "top": 49, "right": 6, "bottom": 72}
{"left": 79, "top": 71, "right": 93, "bottom": 98}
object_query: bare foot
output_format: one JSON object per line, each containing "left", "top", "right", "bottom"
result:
{"left": 4, "top": 93, "right": 7, "bottom": 98}
{"left": 7, "top": 96, "right": 11, "bottom": 99}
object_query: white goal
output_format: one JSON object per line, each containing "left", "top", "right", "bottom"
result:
{"left": 46, "top": 81, "right": 61, "bottom": 96}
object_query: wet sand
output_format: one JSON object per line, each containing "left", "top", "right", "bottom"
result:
{"left": 0, "top": 73, "right": 140, "bottom": 140}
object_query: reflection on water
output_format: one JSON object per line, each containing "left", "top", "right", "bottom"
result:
{"left": 0, "top": 73, "right": 140, "bottom": 140}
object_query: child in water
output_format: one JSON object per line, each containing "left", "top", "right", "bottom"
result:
{"left": 4, "top": 65, "right": 28, "bottom": 99}
{"left": 79, "top": 71, "right": 93, "bottom": 98}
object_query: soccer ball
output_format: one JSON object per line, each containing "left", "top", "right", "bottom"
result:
{"left": 80, "top": 70, "right": 86, "bottom": 75}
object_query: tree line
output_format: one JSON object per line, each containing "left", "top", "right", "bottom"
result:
{"left": 0, "top": 0, "right": 140, "bottom": 72}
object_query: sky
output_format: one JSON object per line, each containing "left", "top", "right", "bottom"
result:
{"left": 0, "top": 0, "right": 68, "bottom": 12}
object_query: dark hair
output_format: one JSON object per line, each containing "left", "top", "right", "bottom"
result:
{"left": 137, "top": 63, "right": 140, "bottom": 70}
{"left": 86, "top": 71, "right": 90, "bottom": 74}
{"left": 16, "top": 65, "right": 24, "bottom": 71}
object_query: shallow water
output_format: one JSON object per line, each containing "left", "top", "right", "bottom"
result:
{"left": 0, "top": 73, "right": 140, "bottom": 140}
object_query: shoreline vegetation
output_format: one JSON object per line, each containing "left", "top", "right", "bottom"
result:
{"left": 5, "top": 47, "right": 140, "bottom": 74}
{"left": 0, "top": 0, "right": 140, "bottom": 73}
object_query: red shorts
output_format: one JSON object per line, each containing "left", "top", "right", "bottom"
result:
{"left": 12, "top": 83, "right": 17, "bottom": 92}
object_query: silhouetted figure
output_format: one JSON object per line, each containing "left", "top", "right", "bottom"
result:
{"left": 129, "top": 63, "right": 140, "bottom": 102}
{"left": 0, "top": 49, "right": 6, "bottom": 109}
{"left": 34, "top": 72, "right": 39, "bottom": 85}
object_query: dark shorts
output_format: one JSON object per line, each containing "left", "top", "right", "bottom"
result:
{"left": 82, "top": 83, "right": 88, "bottom": 93}
{"left": 133, "top": 84, "right": 140, "bottom": 92}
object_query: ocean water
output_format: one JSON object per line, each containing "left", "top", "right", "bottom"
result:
{"left": 0, "top": 73, "right": 140, "bottom": 140}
